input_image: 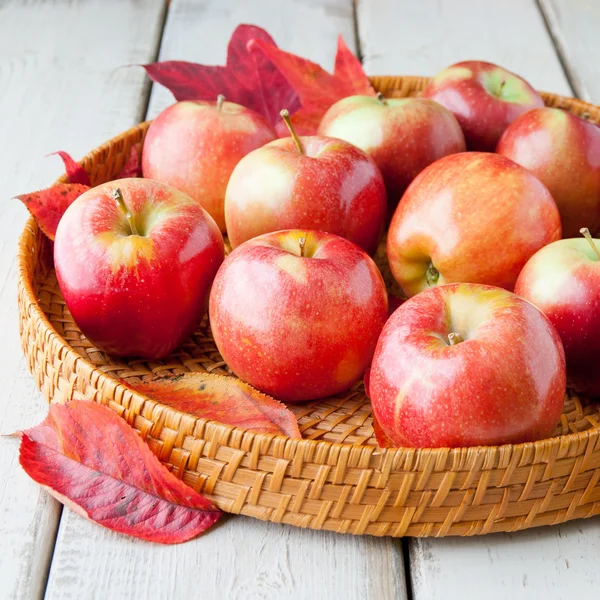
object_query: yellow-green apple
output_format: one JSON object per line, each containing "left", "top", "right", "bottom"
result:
{"left": 387, "top": 152, "right": 561, "bottom": 297}
{"left": 209, "top": 229, "right": 388, "bottom": 402}
{"left": 367, "top": 283, "right": 566, "bottom": 448}
{"left": 142, "top": 97, "right": 276, "bottom": 232}
{"left": 224, "top": 111, "right": 386, "bottom": 255}
{"left": 497, "top": 107, "right": 600, "bottom": 238}
{"left": 54, "top": 178, "right": 224, "bottom": 359}
{"left": 515, "top": 228, "right": 600, "bottom": 396}
{"left": 422, "top": 61, "right": 544, "bottom": 151}
{"left": 317, "top": 95, "right": 466, "bottom": 206}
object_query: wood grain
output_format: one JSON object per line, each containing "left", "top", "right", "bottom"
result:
{"left": 410, "top": 518, "right": 600, "bottom": 600}
{"left": 147, "top": 0, "right": 357, "bottom": 116}
{"left": 46, "top": 514, "right": 407, "bottom": 600}
{"left": 356, "top": 0, "right": 572, "bottom": 94}
{"left": 0, "top": 1, "right": 167, "bottom": 597}
{"left": 539, "top": 0, "right": 600, "bottom": 102}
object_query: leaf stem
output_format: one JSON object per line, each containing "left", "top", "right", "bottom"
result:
{"left": 112, "top": 188, "right": 139, "bottom": 236}
{"left": 217, "top": 94, "right": 225, "bottom": 111}
{"left": 580, "top": 227, "right": 600, "bottom": 260}
{"left": 280, "top": 109, "right": 304, "bottom": 154}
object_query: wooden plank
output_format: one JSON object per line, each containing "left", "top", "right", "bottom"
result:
{"left": 410, "top": 518, "right": 600, "bottom": 600}
{"left": 356, "top": 0, "right": 572, "bottom": 95}
{"left": 0, "top": 1, "right": 167, "bottom": 598}
{"left": 46, "top": 1, "right": 408, "bottom": 598}
{"left": 45, "top": 514, "right": 407, "bottom": 600}
{"left": 147, "top": 0, "right": 356, "bottom": 116}
{"left": 357, "top": 1, "right": 600, "bottom": 598}
{"left": 539, "top": 0, "right": 600, "bottom": 103}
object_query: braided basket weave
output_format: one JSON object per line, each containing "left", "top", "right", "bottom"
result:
{"left": 17, "top": 76, "right": 600, "bottom": 537}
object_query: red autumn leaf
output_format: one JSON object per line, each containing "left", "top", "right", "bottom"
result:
{"left": 116, "top": 146, "right": 143, "bottom": 178}
{"left": 15, "top": 183, "right": 89, "bottom": 240}
{"left": 19, "top": 400, "right": 221, "bottom": 544}
{"left": 143, "top": 25, "right": 299, "bottom": 129}
{"left": 48, "top": 151, "right": 91, "bottom": 186}
{"left": 249, "top": 36, "right": 375, "bottom": 134}
{"left": 131, "top": 373, "right": 302, "bottom": 438}
{"left": 334, "top": 36, "right": 374, "bottom": 95}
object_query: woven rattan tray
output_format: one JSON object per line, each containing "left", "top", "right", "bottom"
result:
{"left": 18, "top": 76, "right": 600, "bottom": 537}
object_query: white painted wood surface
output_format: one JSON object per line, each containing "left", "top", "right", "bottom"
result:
{"left": 539, "top": 0, "right": 600, "bottom": 103}
{"left": 357, "top": 0, "right": 572, "bottom": 95}
{"left": 410, "top": 519, "right": 600, "bottom": 600}
{"left": 46, "top": 514, "right": 406, "bottom": 600}
{"left": 0, "top": 1, "right": 167, "bottom": 598}
{"left": 147, "top": 0, "right": 356, "bottom": 116}
{"left": 45, "top": 1, "right": 408, "bottom": 598}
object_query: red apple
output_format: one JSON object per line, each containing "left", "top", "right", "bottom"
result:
{"left": 497, "top": 107, "right": 600, "bottom": 238}
{"left": 422, "top": 61, "right": 544, "bottom": 151}
{"left": 368, "top": 283, "right": 566, "bottom": 448}
{"left": 224, "top": 112, "right": 386, "bottom": 255}
{"left": 515, "top": 229, "right": 600, "bottom": 396}
{"left": 54, "top": 178, "right": 225, "bottom": 359}
{"left": 387, "top": 152, "right": 561, "bottom": 297}
{"left": 209, "top": 229, "right": 388, "bottom": 402}
{"left": 317, "top": 95, "right": 466, "bottom": 206}
{"left": 142, "top": 97, "right": 276, "bottom": 232}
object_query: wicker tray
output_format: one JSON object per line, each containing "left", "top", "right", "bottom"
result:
{"left": 17, "top": 76, "right": 600, "bottom": 537}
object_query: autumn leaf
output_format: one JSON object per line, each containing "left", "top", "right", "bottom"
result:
{"left": 48, "top": 151, "right": 91, "bottom": 186}
{"left": 115, "top": 146, "right": 143, "bottom": 178}
{"left": 19, "top": 400, "right": 221, "bottom": 544}
{"left": 131, "top": 372, "right": 302, "bottom": 438}
{"left": 249, "top": 35, "right": 375, "bottom": 134}
{"left": 15, "top": 183, "right": 89, "bottom": 240}
{"left": 143, "top": 24, "right": 299, "bottom": 129}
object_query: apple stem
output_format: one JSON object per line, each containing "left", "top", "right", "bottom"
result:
{"left": 580, "top": 227, "right": 600, "bottom": 260}
{"left": 499, "top": 80, "right": 506, "bottom": 95}
{"left": 298, "top": 236, "right": 307, "bottom": 257}
{"left": 376, "top": 92, "right": 388, "bottom": 106}
{"left": 448, "top": 332, "right": 464, "bottom": 346}
{"left": 217, "top": 94, "right": 225, "bottom": 111}
{"left": 280, "top": 109, "right": 304, "bottom": 154}
{"left": 426, "top": 263, "right": 440, "bottom": 286}
{"left": 111, "top": 188, "right": 139, "bottom": 236}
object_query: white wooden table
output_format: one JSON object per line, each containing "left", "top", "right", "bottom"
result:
{"left": 1, "top": 1, "right": 599, "bottom": 598}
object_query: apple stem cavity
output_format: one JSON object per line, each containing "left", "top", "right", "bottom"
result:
{"left": 111, "top": 188, "right": 139, "bottom": 236}
{"left": 580, "top": 227, "right": 600, "bottom": 260}
{"left": 426, "top": 263, "right": 439, "bottom": 287}
{"left": 447, "top": 332, "right": 464, "bottom": 346}
{"left": 280, "top": 109, "right": 304, "bottom": 154}
{"left": 298, "top": 236, "right": 307, "bottom": 257}
{"left": 376, "top": 92, "right": 388, "bottom": 106}
{"left": 216, "top": 94, "right": 225, "bottom": 111}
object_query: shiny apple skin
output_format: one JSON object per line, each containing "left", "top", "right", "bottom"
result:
{"left": 209, "top": 230, "right": 389, "bottom": 402}
{"left": 497, "top": 107, "right": 600, "bottom": 238}
{"left": 368, "top": 283, "right": 566, "bottom": 448}
{"left": 142, "top": 100, "right": 276, "bottom": 232}
{"left": 224, "top": 136, "right": 386, "bottom": 255}
{"left": 387, "top": 152, "right": 561, "bottom": 297}
{"left": 317, "top": 96, "right": 466, "bottom": 206}
{"left": 515, "top": 238, "right": 600, "bottom": 396}
{"left": 54, "top": 178, "right": 225, "bottom": 359}
{"left": 422, "top": 61, "right": 544, "bottom": 151}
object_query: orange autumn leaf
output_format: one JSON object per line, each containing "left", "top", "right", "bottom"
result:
{"left": 15, "top": 183, "right": 89, "bottom": 240}
{"left": 132, "top": 373, "right": 302, "bottom": 438}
